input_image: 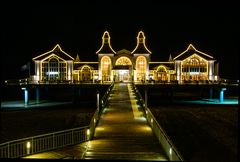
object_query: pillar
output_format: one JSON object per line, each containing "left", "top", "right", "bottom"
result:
{"left": 22, "top": 87, "right": 29, "bottom": 107}
{"left": 36, "top": 87, "right": 40, "bottom": 104}
{"left": 209, "top": 87, "right": 213, "bottom": 99}
{"left": 78, "top": 88, "right": 81, "bottom": 99}
{"left": 219, "top": 88, "right": 226, "bottom": 103}
{"left": 97, "top": 91, "right": 100, "bottom": 113}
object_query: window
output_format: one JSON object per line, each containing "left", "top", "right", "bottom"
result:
{"left": 136, "top": 56, "right": 146, "bottom": 81}
{"left": 101, "top": 56, "right": 111, "bottom": 81}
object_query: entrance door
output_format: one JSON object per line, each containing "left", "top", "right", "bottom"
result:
{"left": 115, "top": 70, "right": 130, "bottom": 82}
{"left": 119, "top": 70, "right": 129, "bottom": 82}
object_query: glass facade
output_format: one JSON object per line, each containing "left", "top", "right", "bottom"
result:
{"left": 41, "top": 57, "right": 66, "bottom": 81}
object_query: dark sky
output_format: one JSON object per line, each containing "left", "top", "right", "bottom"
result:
{"left": 2, "top": 0, "right": 239, "bottom": 80}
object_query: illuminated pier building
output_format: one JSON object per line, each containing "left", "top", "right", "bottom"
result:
{"left": 32, "top": 31, "right": 219, "bottom": 83}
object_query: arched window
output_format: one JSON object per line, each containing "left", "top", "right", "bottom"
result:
{"left": 156, "top": 65, "right": 167, "bottom": 81}
{"left": 41, "top": 57, "right": 66, "bottom": 81}
{"left": 136, "top": 56, "right": 146, "bottom": 81}
{"left": 49, "top": 58, "right": 59, "bottom": 81}
{"left": 101, "top": 56, "right": 111, "bottom": 81}
{"left": 115, "top": 56, "right": 132, "bottom": 65}
{"left": 81, "top": 66, "right": 91, "bottom": 81}
{"left": 182, "top": 55, "right": 208, "bottom": 81}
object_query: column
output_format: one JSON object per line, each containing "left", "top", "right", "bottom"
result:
{"left": 97, "top": 91, "right": 100, "bottom": 114}
{"left": 209, "top": 87, "right": 213, "bottom": 99}
{"left": 36, "top": 87, "right": 40, "bottom": 104}
{"left": 22, "top": 87, "right": 29, "bottom": 107}
{"left": 219, "top": 88, "right": 226, "bottom": 103}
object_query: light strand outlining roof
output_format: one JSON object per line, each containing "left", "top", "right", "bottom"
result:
{"left": 131, "top": 31, "right": 152, "bottom": 54}
{"left": 182, "top": 53, "right": 209, "bottom": 64}
{"left": 96, "top": 31, "right": 116, "bottom": 54}
{"left": 173, "top": 44, "right": 213, "bottom": 60}
{"left": 41, "top": 54, "right": 67, "bottom": 62}
{"left": 32, "top": 44, "right": 74, "bottom": 61}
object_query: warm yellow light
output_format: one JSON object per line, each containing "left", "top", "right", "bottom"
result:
{"left": 96, "top": 31, "right": 116, "bottom": 54}
{"left": 156, "top": 65, "right": 168, "bottom": 72}
{"left": 151, "top": 118, "right": 153, "bottom": 123}
{"left": 131, "top": 31, "right": 152, "bottom": 54}
{"left": 41, "top": 54, "right": 67, "bottom": 63}
{"left": 173, "top": 44, "right": 213, "bottom": 60}
{"left": 33, "top": 44, "right": 74, "bottom": 61}
{"left": 87, "top": 129, "right": 90, "bottom": 136}
{"left": 26, "top": 141, "right": 31, "bottom": 149}
{"left": 115, "top": 56, "right": 132, "bottom": 65}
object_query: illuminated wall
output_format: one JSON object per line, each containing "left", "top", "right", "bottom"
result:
{"left": 175, "top": 61, "right": 181, "bottom": 82}
{"left": 208, "top": 61, "right": 214, "bottom": 81}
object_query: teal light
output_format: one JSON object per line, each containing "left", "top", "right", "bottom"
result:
{"left": 219, "top": 88, "right": 226, "bottom": 103}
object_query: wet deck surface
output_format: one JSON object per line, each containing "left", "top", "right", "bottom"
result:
{"left": 24, "top": 83, "right": 168, "bottom": 160}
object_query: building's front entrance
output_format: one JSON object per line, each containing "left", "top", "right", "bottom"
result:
{"left": 114, "top": 70, "right": 132, "bottom": 82}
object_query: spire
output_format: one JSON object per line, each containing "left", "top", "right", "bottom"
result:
{"left": 96, "top": 31, "right": 116, "bottom": 54}
{"left": 131, "top": 31, "right": 152, "bottom": 54}
{"left": 75, "top": 54, "right": 80, "bottom": 62}
{"left": 168, "top": 54, "right": 173, "bottom": 62}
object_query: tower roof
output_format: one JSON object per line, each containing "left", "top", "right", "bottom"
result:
{"left": 96, "top": 31, "right": 116, "bottom": 54}
{"left": 131, "top": 31, "right": 152, "bottom": 54}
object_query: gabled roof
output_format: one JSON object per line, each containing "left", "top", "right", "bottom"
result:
{"left": 116, "top": 49, "right": 131, "bottom": 55}
{"left": 96, "top": 31, "right": 116, "bottom": 54}
{"left": 132, "top": 31, "right": 152, "bottom": 54}
{"left": 32, "top": 44, "right": 74, "bottom": 61}
{"left": 173, "top": 44, "right": 214, "bottom": 61}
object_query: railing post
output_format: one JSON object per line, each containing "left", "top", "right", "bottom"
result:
{"left": 8, "top": 143, "right": 10, "bottom": 158}
{"left": 145, "top": 88, "right": 148, "bottom": 109}
{"left": 97, "top": 91, "right": 100, "bottom": 115}
{"left": 72, "top": 130, "right": 74, "bottom": 145}
{"left": 53, "top": 134, "right": 55, "bottom": 149}
{"left": 31, "top": 137, "right": 33, "bottom": 154}
{"left": 36, "top": 87, "right": 40, "bottom": 104}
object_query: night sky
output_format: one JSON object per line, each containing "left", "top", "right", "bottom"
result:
{"left": 2, "top": 0, "right": 239, "bottom": 80}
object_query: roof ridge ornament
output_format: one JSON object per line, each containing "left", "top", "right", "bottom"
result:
{"left": 131, "top": 31, "right": 152, "bottom": 54}
{"left": 96, "top": 31, "right": 116, "bottom": 54}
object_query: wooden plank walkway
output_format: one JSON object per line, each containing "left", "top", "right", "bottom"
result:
{"left": 24, "top": 83, "right": 168, "bottom": 160}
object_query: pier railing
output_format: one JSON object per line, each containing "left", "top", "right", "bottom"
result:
{"left": 0, "top": 126, "right": 89, "bottom": 158}
{"left": 100, "top": 82, "right": 114, "bottom": 111}
{"left": 132, "top": 83, "right": 183, "bottom": 161}
{"left": 0, "top": 83, "right": 114, "bottom": 158}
